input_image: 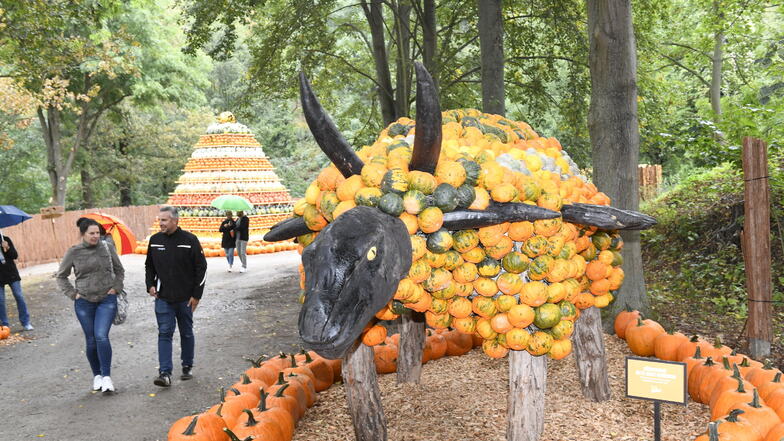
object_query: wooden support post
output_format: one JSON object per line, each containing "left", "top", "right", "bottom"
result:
{"left": 572, "top": 306, "right": 611, "bottom": 401}
{"left": 342, "top": 340, "right": 387, "bottom": 441}
{"left": 396, "top": 310, "right": 425, "bottom": 384}
{"left": 742, "top": 136, "right": 772, "bottom": 360}
{"left": 507, "top": 349, "right": 547, "bottom": 441}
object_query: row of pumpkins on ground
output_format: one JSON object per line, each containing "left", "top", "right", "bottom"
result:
{"left": 614, "top": 310, "right": 784, "bottom": 441}
{"left": 0, "top": 326, "right": 11, "bottom": 340}
{"left": 167, "top": 328, "right": 474, "bottom": 441}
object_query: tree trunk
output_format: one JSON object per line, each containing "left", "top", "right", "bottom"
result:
{"left": 38, "top": 106, "right": 67, "bottom": 206}
{"left": 507, "top": 350, "right": 546, "bottom": 441}
{"left": 80, "top": 167, "right": 94, "bottom": 209}
{"left": 342, "top": 340, "right": 387, "bottom": 441}
{"left": 478, "top": 0, "right": 505, "bottom": 116}
{"left": 572, "top": 306, "right": 611, "bottom": 401}
{"left": 422, "top": 0, "right": 438, "bottom": 93}
{"left": 362, "top": 0, "right": 398, "bottom": 125}
{"left": 396, "top": 310, "right": 425, "bottom": 384}
{"left": 710, "top": 29, "right": 723, "bottom": 119}
{"left": 394, "top": 0, "right": 413, "bottom": 118}
{"left": 117, "top": 139, "right": 133, "bottom": 206}
{"left": 586, "top": 0, "right": 649, "bottom": 328}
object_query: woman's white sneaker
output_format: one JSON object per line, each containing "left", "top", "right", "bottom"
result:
{"left": 92, "top": 375, "right": 103, "bottom": 391}
{"left": 101, "top": 376, "right": 115, "bottom": 394}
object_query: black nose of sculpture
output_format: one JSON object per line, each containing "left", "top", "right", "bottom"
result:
{"left": 299, "top": 206, "right": 412, "bottom": 359}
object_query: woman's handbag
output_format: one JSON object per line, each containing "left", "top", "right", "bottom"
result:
{"left": 102, "top": 241, "right": 128, "bottom": 325}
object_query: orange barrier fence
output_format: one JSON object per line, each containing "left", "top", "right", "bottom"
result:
{"left": 2, "top": 205, "right": 160, "bottom": 269}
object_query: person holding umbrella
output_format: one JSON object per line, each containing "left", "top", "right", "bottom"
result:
{"left": 0, "top": 232, "right": 32, "bottom": 331}
{"left": 0, "top": 205, "right": 33, "bottom": 331}
{"left": 218, "top": 211, "right": 236, "bottom": 272}
{"left": 210, "top": 195, "right": 252, "bottom": 274}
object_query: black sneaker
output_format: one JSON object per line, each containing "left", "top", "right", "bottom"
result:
{"left": 181, "top": 366, "right": 193, "bottom": 381}
{"left": 154, "top": 372, "right": 172, "bottom": 387}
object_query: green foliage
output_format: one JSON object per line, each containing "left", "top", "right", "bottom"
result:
{"left": 642, "top": 158, "right": 784, "bottom": 319}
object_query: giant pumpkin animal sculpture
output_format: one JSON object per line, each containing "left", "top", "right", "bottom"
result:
{"left": 264, "top": 62, "right": 655, "bottom": 361}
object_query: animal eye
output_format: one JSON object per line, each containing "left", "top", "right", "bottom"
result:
{"left": 366, "top": 246, "right": 377, "bottom": 261}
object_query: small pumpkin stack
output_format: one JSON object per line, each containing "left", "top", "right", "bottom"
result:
{"left": 613, "top": 310, "right": 784, "bottom": 441}
{"left": 295, "top": 109, "right": 626, "bottom": 361}
{"left": 167, "top": 351, "right": 339, "bottom": 441}
{"left": 371, "top": 328, "right": 477, "bottom": 374}
{"left": 0, "top": 326, "right": 11, "bottom": 340}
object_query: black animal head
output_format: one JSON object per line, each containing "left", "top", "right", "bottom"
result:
{"left": 298, "top": 206, "right": 411, "bottom": 359}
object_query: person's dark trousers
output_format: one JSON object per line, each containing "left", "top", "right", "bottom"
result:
{"left": 0, "top": 280, "right": 30, "bottom": 327}
{"left": 74, "top": 296, "right": 116, "bottom": 377}
{"left": 155, "top": 298, "right": 194, "bottom": 374}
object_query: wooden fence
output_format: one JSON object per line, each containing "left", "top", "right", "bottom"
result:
{"left": 639, "top": 164, "right": 662, "bottom": 201}
{"left": 2, "top": 205, "right": 160, "bottom": 269}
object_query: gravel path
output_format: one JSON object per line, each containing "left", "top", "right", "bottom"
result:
{"left": 0, "top": 251, "right": 304, "bottom": 441}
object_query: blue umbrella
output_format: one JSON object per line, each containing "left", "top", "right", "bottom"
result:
{"left": 0, "top": 205, "right": 32, "bottom": 228}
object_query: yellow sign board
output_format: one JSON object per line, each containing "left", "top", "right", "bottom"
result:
{"left": 626, "top": 357, "right": 687, "bottom": 405}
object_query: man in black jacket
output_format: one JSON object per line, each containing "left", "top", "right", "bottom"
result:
{"left": 0, "top": 233, "right": 32, "bottom": 331}
{"left": 145, "top": 206, "right": 207, "bottom": 387}
{"left": 234, "top": 210, "right": 249, "bottom": 273}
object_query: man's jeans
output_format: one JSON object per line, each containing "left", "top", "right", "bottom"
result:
{"left": 236, "top": 238, "right": 248, "bottom": 269}
{"left": 74, "top": 296, "right": 116, "bottom": 376}
{"left": 155, "top": 298, "right": 194, "bottom": 374}
{"left": 0, "top": 280, "right": 30, "bottom": 327}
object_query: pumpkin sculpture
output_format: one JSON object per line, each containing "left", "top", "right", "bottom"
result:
{"left": 264, "top": 62, "right": 655, "bottom": 361}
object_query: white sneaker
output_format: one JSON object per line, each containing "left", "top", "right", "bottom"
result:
{"left": 101, "top": 376, "right": 115, "bottom": 394}
{"left": 23, "top": 324, "right": 34, "bottom": 331}
{"left": 92, "top": 375, "right": 103, "bottom": 391}
{"left": 240, "top": 267, "right": 246, "bottom": 273}
{"left": 228, "top": 266, "right": 232, "bottom": 273}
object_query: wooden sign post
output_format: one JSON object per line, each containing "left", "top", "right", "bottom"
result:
{"left": 626, "top": 357, "right": 687, "bottom": 441}
{"left": 741, "top": 137, "right": 772, "bottom": 360}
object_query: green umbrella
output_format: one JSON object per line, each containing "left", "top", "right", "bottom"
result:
{"left": 210, "top": 195, "right": 254, "bottom": 211}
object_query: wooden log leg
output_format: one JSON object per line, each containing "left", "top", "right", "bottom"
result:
{"left": 573, "top": 306, "right": 611, "bottom": 401}
{"left": 397, "top": 310, "right": 425, "bottom": 384}
{"left": 342, "top": 340, "right": 387, "bottom": 441}
{"left": 507, "top": 350, "right": 547, "bottom": 441}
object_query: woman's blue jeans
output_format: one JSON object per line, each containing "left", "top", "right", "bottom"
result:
{"left": 224, "top": 248, "right": 235, "bottom": 266}
{"left": 155, "top": 298, "right": 194, "bottom": 375}
{"left": 0, "top": 280, "right": 30, "bottom": 327}
{"left": 74, "top": 296, "right": 116, "bottom": 377}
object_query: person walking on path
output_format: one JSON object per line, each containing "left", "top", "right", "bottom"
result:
{"left": 0, "top": 232, "right": 32, "bottom": 331}
{"left": 218, "top": 211, "right": 236, "bottom": 272}
{"left": 145, "top": 206, "right": 207, "bottom": 387}
{"left": 56, "top": 219, "right": 124, "bottom": 394}
{"left": 234, "top": 210, "right": 249, "bottom": 273}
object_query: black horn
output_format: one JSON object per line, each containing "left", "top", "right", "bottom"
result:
{"left": 409, "top": 62, "right": 442, "bottom": 173}
{"left": 560, "top": 203, "right": 657, "bottom": 230}
{"left": 442, "top": 202, "right": 561, "bottom": 230}
{"left": 299, "top": 72, "right": 365, "bottom": 178}
{"left": 263, "top": 217, "right": 313, "bottom": 242}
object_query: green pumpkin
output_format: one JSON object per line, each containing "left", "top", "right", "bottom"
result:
{"left": 528, "top": 255, "right": 554, "bottom": 280}
{"left": 381, "top": 168, "right": 408, "bottom": 195}
{"left": 547, "top": 319, "right": 574, "bottom": 340}
{"left": 387, "top": 123, "right": 414, "bottom": 137}
{"left": 477, "top": 257, "right": 501, "bottom": 277}
{"left": 431, "top": 282, "right": 457, "bottom": 300}
{"left": 455, "top": 184, "right": 476, "bottom": 209}
{"left": 533, "top": 303, "right": 562, "bottom": 329}
{"left": 354, "top": 187, "right": 383, "bottom": 207}
{"left": 442, "top": 250, "right": 463, "bottom": 271}
{"left": 557, "top": 300, "right": 577, "bottom": 321}
{"left": 479, "top": 122, "right": 508, "bottom": 143}
{"left": 402, "top": 190, "right": 428, "bottom": 215}
{"left": 519, "top": 181, "right": 542, "bottom": 202}
{"left": 433, "top": 183, "right": 458, "bottom": 212}
{"left": 317, "top": 191, "right": 340, "bottom": 222}
{"left": 457, "top": 159, "right": 481, "bottom": 187}
{"left": 611, "top": 250, "right": 624, "bottom": 266}
{"left": 408, "top": 171, "right": 437, "bottom": 195}
{"left": 452, "top": 229, "right": 480, "bottom": 253}
{"left": 610, "top": 234, "right": 624, "bottom": 251}
{"left": 378, "top": 192, "right": 404, "bottom": 216}
{"left": 391, "top": 300, "right": 408, "bottom": 315}
{"left": 591, "top": 231, "right": 611, "bottom": 250}
{"left": 426, "top": 229, "right": 453, "bottom": 254}
{"left": 501, "top": 251, "right": 529, "bottom": 274}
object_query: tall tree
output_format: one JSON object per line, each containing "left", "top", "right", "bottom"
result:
{"left": 477, "top": 0, "right": 505, "bottom": 115}
{"left": 586, "top": 0, "right": 647, "bottom": 319}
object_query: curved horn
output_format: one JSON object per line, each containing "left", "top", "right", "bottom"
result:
{"left": 409, "top": 62, "right": 442, "bottom": 173}
{"left": 263, "top": 216, "right": 313, "bottom": 242}
{"left": 560, "top": 203, "right": 657, "bottom": 230}
{"left": 299, "top": 72, "right": 364, "bottom": 178}
{"left": 442, "top": 203, "right": 560, "bottom": 230}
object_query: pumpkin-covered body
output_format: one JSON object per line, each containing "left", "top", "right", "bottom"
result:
{"left": 291, "top": 108, "right": 626, "bottom": 360}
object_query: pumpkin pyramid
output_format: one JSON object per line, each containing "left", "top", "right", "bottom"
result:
{"left": 137, "top": 112, "right": 297, "bottom": 255}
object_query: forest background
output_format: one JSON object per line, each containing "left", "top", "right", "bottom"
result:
{"left": 0, "top": 0, "right": 782, "bottom": 334}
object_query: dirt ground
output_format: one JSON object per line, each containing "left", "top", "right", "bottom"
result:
{"left": 0, "top": 251, "right": 304, "bottom": 441}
